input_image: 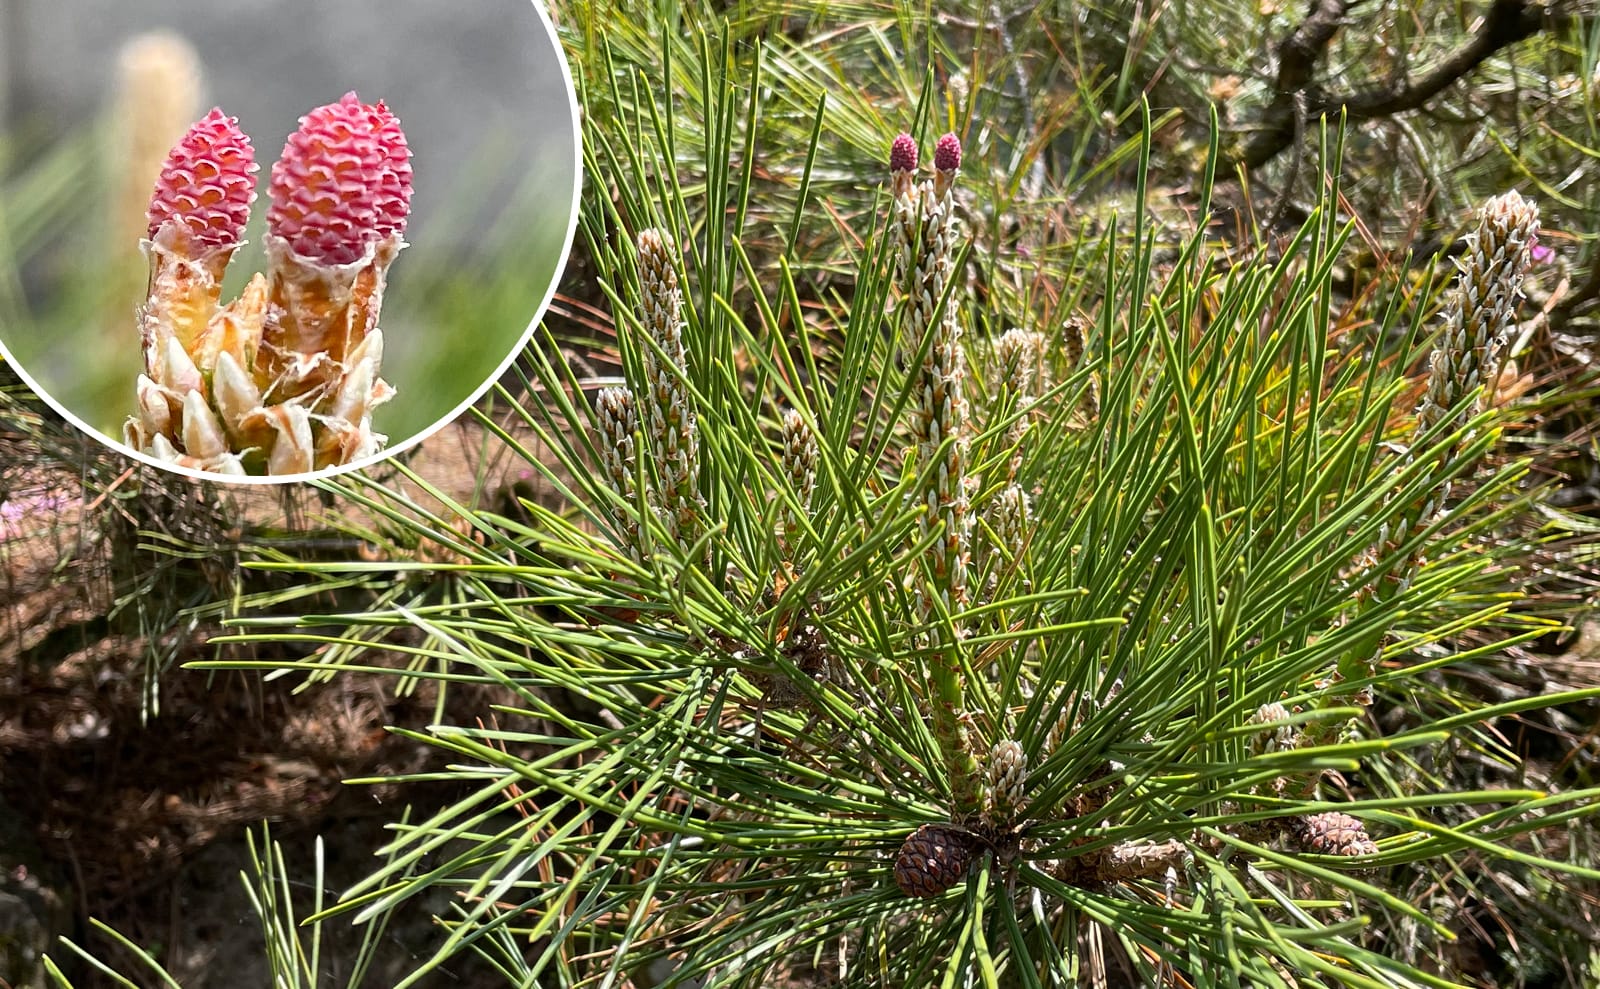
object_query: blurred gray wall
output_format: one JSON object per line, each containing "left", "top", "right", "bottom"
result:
{"left": 0, "top": 0, "right": 578, "bottom": 252}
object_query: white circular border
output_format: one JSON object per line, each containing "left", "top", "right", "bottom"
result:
{"left": 0, "top": 0, "right": 583, "bottom": 486}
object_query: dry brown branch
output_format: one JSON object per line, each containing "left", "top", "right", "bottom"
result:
{"left": 1239, "top": 0, "right": 1561, "bottom": 170}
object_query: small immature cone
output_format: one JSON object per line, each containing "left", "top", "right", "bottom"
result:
{"left": 636, "top": 228, "right": 702, "bottom": 546}
{"left": 932, "top": 132, "right": 961, "bottom": 200}
{"left": 894, "top": 824, "right": 976, "bottom": 898}
{"left": 1291, "top": 811, "right": 1377, "bottom": 857}
{"left": 888, "top": 133, "right": 921, "bottom": 291}
{"left": 142, "top": 108, "right": 259, "bottom": 350}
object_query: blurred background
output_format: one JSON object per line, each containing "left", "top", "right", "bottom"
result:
{"left": 0, "top": 0, "right": 578, "bottom": 447}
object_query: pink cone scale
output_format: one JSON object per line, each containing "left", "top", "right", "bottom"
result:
{"left": 146, "top": 108, "right": 259, "bottom": 251}
{"left": 934, "top": 133, "right": 961, "bottom": 173}
{"left": 890, "top": 133, "right": 918, "bottom": 174}
{"left": 267, "top": 92, "right": 414, "bottom": 266}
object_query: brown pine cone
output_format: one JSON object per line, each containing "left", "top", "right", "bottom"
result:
{"left": 894, "top": 824, "right": 976, "bottom": 898}
{"left": 1292, "top": 811, "right": 1377, "bottom": 857}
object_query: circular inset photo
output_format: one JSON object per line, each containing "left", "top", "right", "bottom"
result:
{"left": 0, "top": 0, "right": 578, "bottom": 480}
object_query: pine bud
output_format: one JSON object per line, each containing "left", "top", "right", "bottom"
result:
{"left": 985, "top": 483, "right": 1030, "bottom": 562}
{"left": 779, "top": 409, "right": 818, "bottom": 554}
{"left": 636, "top": 228, "right": 701, "bottom": 545}
{"left": 1062, "top": 315, "right": 1098, "bottom": 419}
{"left": 982, "top": 739, "right": 1027, "bottom": 826}
{"left": 596, "top": 386, "right": 639, "bottom": 500}
{"left": 595, "top": 386, "right": 642, "bottom": 555}
{"left": 1248, "top": 701, "right": 1295, "bottom": 753}
{"left": 995, "top": 328, "right": 1042, "bottom": 401}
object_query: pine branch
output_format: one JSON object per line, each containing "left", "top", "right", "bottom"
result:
{"left": 1239, "top": 0, "right": 1561, "bottom": 170}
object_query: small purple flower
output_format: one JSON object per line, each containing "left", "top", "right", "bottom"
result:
{"left": 1531, "top": 242, "right": 1555, "bottom": 265}
{"left": 934, "top": 133, "right": 961, "bottom": 173}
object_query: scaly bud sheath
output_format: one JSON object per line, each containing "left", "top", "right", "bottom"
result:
{"left": 995, "top": 328, "right": 1042, "bottom": 402}
{"left": 636, "top": 228, "right": 702, "bottom": 547}
{"left": 981, "top": 739, "right": 1028, "bottom": 827}
{"left": 889, "top": 132, "right": 969, "bottom": 608}
{"left": 1248, "top": 701, "right": 1296, "bottom": 753}
{"left": 1391, "top": 192, "right": 1536, "bottom": 572}
{"left": 995, "top": 328, "right": 1044, "bottom": 482}
{"left": 984, "top": 483, "right": 1030, "bottom": 567}
{"left": 1416, "top": 190, "right": 1539, "bottom": 441}
{"left": 595, "top": 386, "right": 643, "bottom": 556}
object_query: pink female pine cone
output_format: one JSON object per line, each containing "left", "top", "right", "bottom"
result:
{"left": 127, "top": 94, "right": 412, "bottom": 476}
{"left": 267, "top": 91, "right": 413, "bottom": 265}
{"left": 889, "top": 133, "right": 918, "bottom": 174}
{"left": 932, "top": 133, "right": 961, "bottom": 199}
{"left": 253, "top": 91, "right": 413, "bottom": 472}
{"left": 146, "top": 107, "right": 259, "bottom": 255}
